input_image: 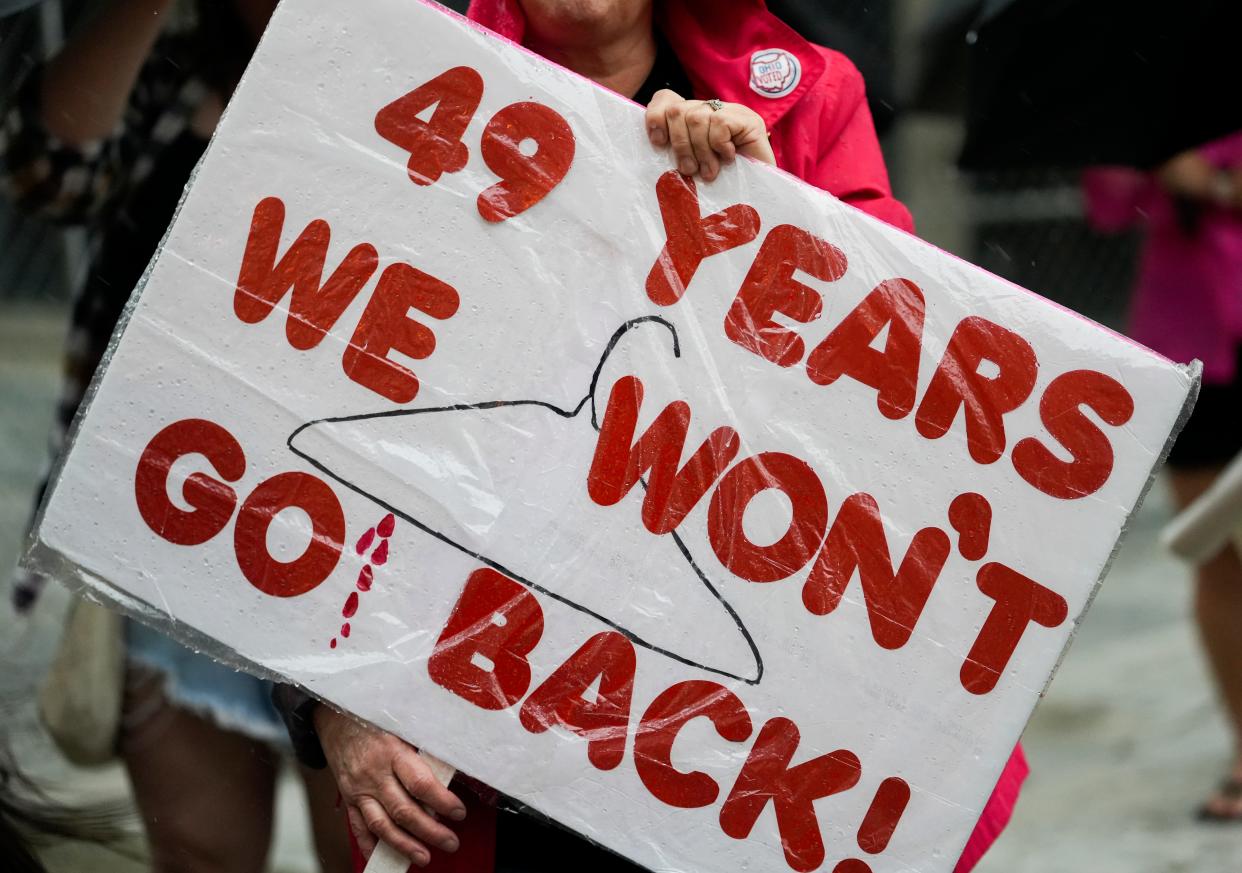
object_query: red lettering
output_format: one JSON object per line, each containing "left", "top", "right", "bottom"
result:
{"left": 428, "top": 568, "right": 544, "bottom": 710}
{"left": 720, "top": 717, "right": 861, "bottom": 873}
{"left": 707, "top": 452, "right": 828, "bottom": 583}
{"left": 960, "top": 562, "right": 1068, "bottom": 694}
{"left": 725, "top": 224, "right": 847, "bottom": 368}
{"left": 914, "top": 316, "right": 1038, "bottom": 464}
{"left": 519, "top": 631, "right": 636, "bottom": 771}
{"left": 803, "top": 494, "right": 950, "bottom": 649}
{"left": 588, "top": 375, "right": 739, "bottom": 535}
{"left": 477, "top": 102, "right": 576, "bottom": 222}
{"left": 233, "top": 472, "right": 345, "bottom": 598}
{"left": 857, "top": 776, "right": 911, "bottom": 854}
{"left": 135, "top": 419, "right": 245, "bottom": 546}
{"left": 374, "top": 66, "right": 483, "bottom": 186}
{"left": 634, "top": 680, "right": 753, "bottom": 808}
{"left": 645, "top": 171, "right": 760, "bottom": 306}
{"left": 947, "top": 492, "right": 991, "bottom": 561}
{"left": 233, "top": 197, "right": 379, "bottom": 349}
{"left": 341, "top": 262, "right": 459, "bottom": 403}
{"left": 805, "top": 278, "right": 925, "bottom": 419}
{"left": 1011, "top": 369, "right": 1135, "bottom": 499}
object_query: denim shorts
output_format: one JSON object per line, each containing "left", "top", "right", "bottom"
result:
{"left": 125, "top": 619, "right": 290, "bottom": 748}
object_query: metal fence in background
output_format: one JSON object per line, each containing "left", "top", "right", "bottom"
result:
{"left": 967, "top": 169, "right": 1140, "bottom": 330}
{"left": 885, "top": 0, "right": 1143, "bottom": 332}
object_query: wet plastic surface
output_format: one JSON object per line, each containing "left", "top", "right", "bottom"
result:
{"left": 25, "top": 1, "right": 1198, "bottom": 871}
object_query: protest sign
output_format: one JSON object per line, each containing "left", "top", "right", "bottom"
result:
{"left": 26, "top": 1, "right": 1197, "bottom": 870}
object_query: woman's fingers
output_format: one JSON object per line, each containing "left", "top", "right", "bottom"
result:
{"left": 393, "top": 749, "right": 467, "bottom": 821}
{"left": 685, "top": 104, "right": 720, "bottom": 181}
{"left": 356, "top": 795, "right": 432, "bottom": 866}
{"left": 708, "top": 113, "right": 738, "bottom": 165}
{"left": 647, "top": 89, "right": 703, "bottom": 176}
{"left": 380, "top": 778, "right": 461, "bottom": 855}
{"left": 644, "top": 88, "right": 681, "bottom": 148}
{"left": 316, "top": 710, "right": 463, "bottom": 863}
{"left": 645, "top": 91, "right": 773, "bottom": 179}
{"left": 720, "top": 105, "right": 776, "bottom": 166}
{"left": 346, "top": 804, "right": 376, "bottom": 859}
{"left": 662, "top": 100, "right": 699, "bottom": 177}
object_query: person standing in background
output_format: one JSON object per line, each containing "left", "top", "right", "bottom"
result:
{"left": 1085, "top": 132, "right": 1242, "bottom": 821}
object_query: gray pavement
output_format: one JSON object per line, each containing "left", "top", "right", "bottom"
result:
{"left": 2, "top": 301, "right": 1241, "bottom": 871}
{"left": 974, "top": 483, "right": 1242, "bottom": 872}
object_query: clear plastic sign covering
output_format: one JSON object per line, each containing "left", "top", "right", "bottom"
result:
{"left": 26, "top": 1, "right": 1198, "bottom": 871}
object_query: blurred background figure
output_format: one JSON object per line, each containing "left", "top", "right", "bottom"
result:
{"left": 942, "top": 0, "right": 1242, "bottom": 830}
{"left": 938, "top": 0, "right": 1241, "bottom": 857}
{"left": 0, "top": 737, "right": 135, "bottom": 873}
{"left": 1084, "top": 136, "right": 1242, "bottom": 821}
{"left": 1, "top": 2, "right": 348, "bottom": 872}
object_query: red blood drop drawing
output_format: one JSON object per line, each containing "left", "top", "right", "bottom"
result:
{"left": 371, "top": 538, "right": 389, "bottom": 566}
{"left": 377, "top": 512, "right": 396, "bottom": 538}
{"left": 331, "top": 513, "right": 396, "bottom": 648}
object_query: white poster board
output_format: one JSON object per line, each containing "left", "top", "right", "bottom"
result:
{"left": 27, "top": 1, "right": 1197, "bottom": 871}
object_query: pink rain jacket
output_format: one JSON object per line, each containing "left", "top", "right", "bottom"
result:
{"left": 356, "top": 2, "right": 1027, "bottom": 871}
{"left": 470, "top": 0, "right": 913, "bottom": 230}
{"left": 1083, "top": 132, "right": 1242, "bottom": 385}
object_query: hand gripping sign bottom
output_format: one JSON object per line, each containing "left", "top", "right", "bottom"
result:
{"left": 288, "top": 318, "right": 766, "bottom": 685}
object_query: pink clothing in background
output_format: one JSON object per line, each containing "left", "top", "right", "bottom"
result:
{"left": 1083, "top": 132, "right": 1242, "bottom": 384}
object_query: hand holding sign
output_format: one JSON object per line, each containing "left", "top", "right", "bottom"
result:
{"left": 645, "top": 89, "right": 777, "bottom": 181}
{"left": 316, "top": 707, "right": 464, "bottom": 865}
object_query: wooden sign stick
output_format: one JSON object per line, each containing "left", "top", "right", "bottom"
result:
{"left": 1161, "top": 448, "right": 1242, "bottom": 563}
{"left": 363, "top": 752, "right": 458, "bottom": 873}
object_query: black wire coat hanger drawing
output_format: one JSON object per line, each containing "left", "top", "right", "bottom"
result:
{"left": 288, "top": 317, "right": 764, "bottom": 685}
